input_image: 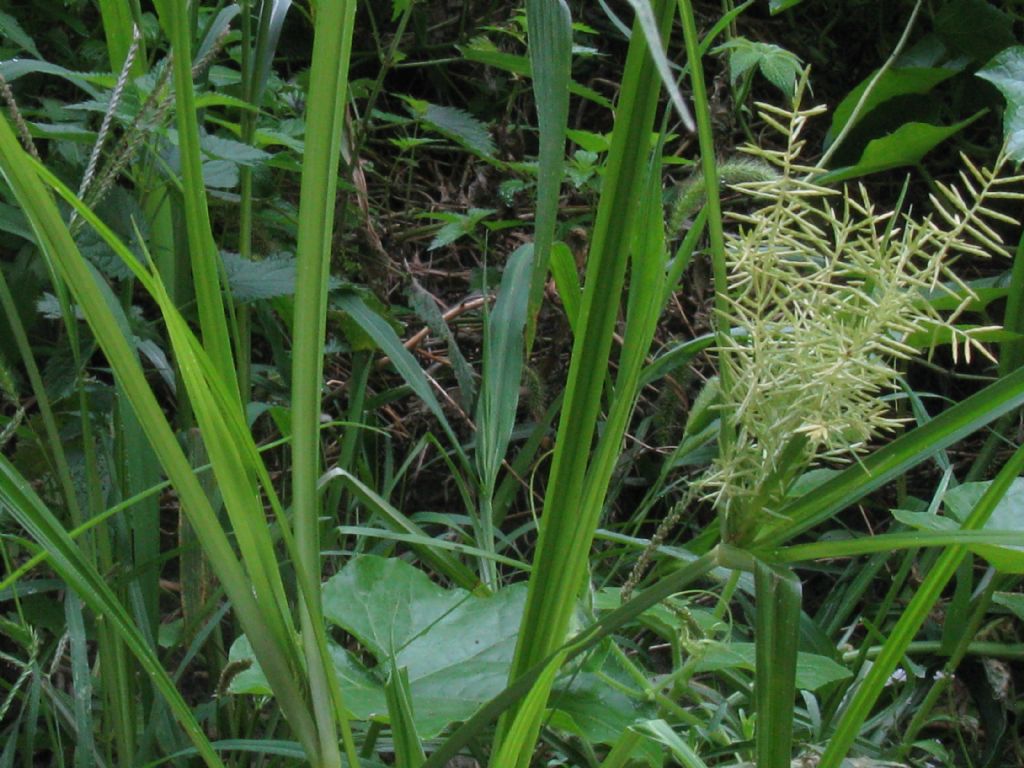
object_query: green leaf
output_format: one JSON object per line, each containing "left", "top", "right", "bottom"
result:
{"left": 826, "top": 66, "right": 964, "bottom": 147}
{"left": 219, "top": 251, "right": 330, "bottom": 302}
{"left": 755, "top": 562, "right": 801, "bottom": 768}
{"left": 769, "top": 0, "right": 803, "bottom": 12}
{"left": 819, "top": 113, "right": 985, "bottom": 183}
{"left": 525, "top": 0, "right": 572, "bottom": 348}
{"left": 935, "top": 0, "right": 1015, "bottom": 62}
{"left": 459, "top": 39, "right": 611, "bottom": 108}
{"left": 715, "top": 38, "right": 802, "bottom": 95}
{"left": 978, "top": 46, "right": 1024, "bottom": 162}
{"left": 694, "top": 642, "right": 850, "bottom": 691}
{"left": 235, "top": 555, "right": 650, "bottom": 744}
{"left": 756, "top": 364, "right": 1024, "bottom": 547}
{"left": 943, "top": 478, "right": 1024, "bottom": 572}
{"left": 0, "top": 10, "right": 42, "bottom": 58}
{"left": 404, "top": 98, "right": 496, "bottom": 157}
{"left": 993, "top": 592, "right": 1024, "bottom": 622}
{"left": 201, "top": 134, "right": 272, "bottom": 167}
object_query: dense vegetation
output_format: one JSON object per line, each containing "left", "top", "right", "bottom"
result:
{"left": 2, "top": 1, "right": 1024, "bottom": 766}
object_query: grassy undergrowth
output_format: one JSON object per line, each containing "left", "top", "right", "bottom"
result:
{"left": 2, "top": 1, "right": 1024, "bottom": 767}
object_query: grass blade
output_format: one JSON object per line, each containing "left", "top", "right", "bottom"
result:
{"left": 818, "top": 439, "right": 1024, "bottom": 768}
{"left": 0, "top": 455, "right": 226, "bottom": 768}
{"left": 497, "top": 2, "right": 677, "bottom": 755}
{"left": 755, "top": 364, "right": 1024, "bottom": 547}
{"left": 476, "top": 243, "right": 534, "bottom": 585}
{"left": 754, "top": 561, "right": 801, "bottom": 768}
{"left": 524, "top": 0, "right": 572, "bottom": 348}
{"left": 153, "top": 0, "right": 237, "bottom": 391}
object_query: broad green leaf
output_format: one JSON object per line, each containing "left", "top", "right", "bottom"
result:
{"left": 234, "top": 556, "right": 649, "bottom": 743}
{"left": 693, "top": 642, "right": 850, "bottom": 691}
{"left": 944, "top": 478, "right": 1024, "bottom": 572}
{"left": 978, "top": 46, "right": 1024, "bottom": 162}
{"left": 756, "top": 364, "right": 1024, "bottom": 547}
{"left": 820, "top": 113, "right": 984, "bottom": 183}
{"left": 935, "top": 0, "right": 1015, "bottom": 63}
{"left": 826, "top": 66, "right": 963, "bottom": 146}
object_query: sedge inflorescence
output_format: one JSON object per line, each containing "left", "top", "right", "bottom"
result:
{"left": 705, "top": 78, "right": 1024, "bottom": 543}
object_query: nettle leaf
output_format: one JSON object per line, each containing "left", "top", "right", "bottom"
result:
{"left": 220, "top": 251, "right": 342, "bottom": 303}
{"left": 978, "top": 46, "right": 1024, "bottom": 162}
{"left": 229, "top": 556, "right": 651, "bottom": 742}
{"left": 0, "top": 10, "right": 42, "bottom": 58}
{"left": 201, "top": 134, "right": 272, "bottom": 167}
{"left": 403, "top": 97, "right": 496, "bottom": 157}
{"left": 76, "top": 188, "right": 150, "bottom": 280}
{"left": 715, "top": 38, "right": 802, "bottom": 95}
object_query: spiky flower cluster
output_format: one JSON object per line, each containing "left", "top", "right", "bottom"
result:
{"left": 706, "top": 80, "right": 1024, "bottom": 542}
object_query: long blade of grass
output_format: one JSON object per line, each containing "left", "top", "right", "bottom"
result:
{"left": 476, "top": 243, "right": 534, "bottom": 585}
{"left": 497, "top": 3, "right": 677, "bottom": 754}
{"left": 289, "top": 0, "right": 360, "bottom": 764}
{"left": 755, "top": 364, "right": 1024, "bottom": 547}
{"left": 0, "top": 118, "right": 322, "bottom": 761}
{"left": 153, "top": 0, "right": 237, "bottom": 391}
{"left": 0, "top": 454, "right": 226, "bottom": 768}
{"left": 754, "top": 561, "right": 801, "bottom": 768}
{"left": 335, "top": 293, "right": 461, "bottom": 452}
{"left": 384, "top": 664, "right": 426, "bottom": 768}
{"left": 818, "top": 439, "right": 1024, "bottom": 768}
{"left": 524, "top": 0, "right": 571, "bottom": 349}
{"left": 321, "top": 468, "right": 482, "bottom": 590}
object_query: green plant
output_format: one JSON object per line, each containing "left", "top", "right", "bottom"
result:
{"left": 2, "top": 2, "right": 1024, "bottom": 767}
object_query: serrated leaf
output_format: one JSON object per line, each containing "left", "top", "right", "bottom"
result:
{"left": 715, "top": 38, "right": 802, "bottom": 95}
{"left": 201, "top": 159, "right": 239, "bottom": 189}
{"left": 220, "top": 251, "right": 297, "bottom": 302}
{"left": 201, "top": 134, "right": 272, "bottom": 167}
{"left": 0, "top": 10, "right": 41, "bottom": 59}
{"left": 405, "top": 99, "right": 496, "bottom": 157}
{"left": 978, "top": 46, "right": 1024, "bottom": 162}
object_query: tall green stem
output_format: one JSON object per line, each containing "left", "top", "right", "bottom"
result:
{"left": 290, "top": 1, "right": 359, "bottom": 766}
{"left": 677, "top": 0, "right": 735, "bottom": 539}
